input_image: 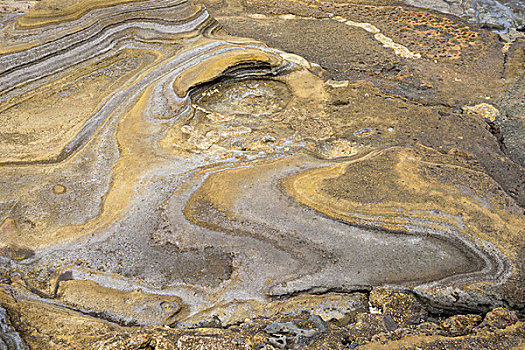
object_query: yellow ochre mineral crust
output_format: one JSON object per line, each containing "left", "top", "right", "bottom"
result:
{"left": 0, "top": 0, "right": 524, "bottom": 348}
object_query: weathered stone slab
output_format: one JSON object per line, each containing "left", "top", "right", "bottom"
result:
{"left": 0, "top": 0, "right": 524, "bottom": 348}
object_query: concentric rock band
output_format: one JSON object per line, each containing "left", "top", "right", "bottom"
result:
{"left": 0, "top": 0, "right": 524, "bottom": 348}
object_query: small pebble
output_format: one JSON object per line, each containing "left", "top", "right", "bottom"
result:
{"left": 53, "top": 184, "right": 66, "bottom": 194}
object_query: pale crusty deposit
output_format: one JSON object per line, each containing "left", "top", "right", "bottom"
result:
{"left": 0, "top": 0, "right": 524, "bottom": 348}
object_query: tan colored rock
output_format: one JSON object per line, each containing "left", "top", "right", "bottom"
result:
{"left": 57, "top": 280, "right": 182, "bottom": 326}
{"left": 482, "top": 308, "right": 519, "bottom": 329}
{"left": 369, "top": 288, "right": 426, "bottom": 327}
{"left": 463, "top": 103, "right": 500, "bottom": 122}
{"left": 0, "top": 0, "right": 525, "bottom": 348}
{"left": 180, "top": 293, "right": 368, "bottom": 327}
{"left": 440, "top": 314, "right": 483, "bottom": 336}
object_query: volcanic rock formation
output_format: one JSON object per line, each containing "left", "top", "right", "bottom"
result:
{"left": 0, "top": 0, "right": 524, "bottom": 348}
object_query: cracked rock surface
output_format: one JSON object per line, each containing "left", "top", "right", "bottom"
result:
{"left": 0, "top": 0, "right": 524, "bottom": 348}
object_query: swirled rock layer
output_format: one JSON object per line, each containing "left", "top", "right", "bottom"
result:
{"left": 0, "top": 0, "right": 524, "bottom": 348}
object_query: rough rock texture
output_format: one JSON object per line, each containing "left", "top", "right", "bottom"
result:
{"left": 0, "top": 305, "right": 26, "bottom": 350}
{"left": 0, "top": 0, "right": 524, "bottom": 348}
{"left": 405, "top": 0, "right": 525, "bottom": 32}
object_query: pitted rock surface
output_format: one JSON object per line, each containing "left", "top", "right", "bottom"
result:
{"left": 0, "top": 0, "right": 524, "bottom": 349}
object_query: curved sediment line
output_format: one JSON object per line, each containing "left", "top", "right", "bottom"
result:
{"left": 183, "top": 163, "right": 332, "bottom": 276}
{"left": 1, "top": 0, "right": 523, "bottom": 334}
{"left": 242, "top": 0, "right": 422, "bottom": 59}
{"left": 16, "top": 0, "right": 147, "bottom": 28}
{"left": 181, "top": 153, "right": 507, "bottom": 302}
{"left": 281, "top": 150, "right": 513, "bottom": 288}
{"left": 1, "top": 1, "right": 201, "bottom": 66}
{"left": 0, "top": 10, "right": 211, "bottom": 91}
{"left": 0, "top": 23, "right": 291, "bottom": 166}
{"left": 332, "top": 15, "right": 422, "bottom": 59}
{"left": 0, "top": 3, "right": 184, "bottom": 59}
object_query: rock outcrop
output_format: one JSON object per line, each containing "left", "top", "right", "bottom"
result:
{"left": 0, "top": 0, "right": 524, "bottom": 348}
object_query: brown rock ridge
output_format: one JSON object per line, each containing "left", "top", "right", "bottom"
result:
{"left": 0, "top": 0, "right": 524, "bottom": 348}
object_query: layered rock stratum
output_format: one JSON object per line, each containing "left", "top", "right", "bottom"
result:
{"left": 0, "top": 0, "right": 524, "bottom": 348}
